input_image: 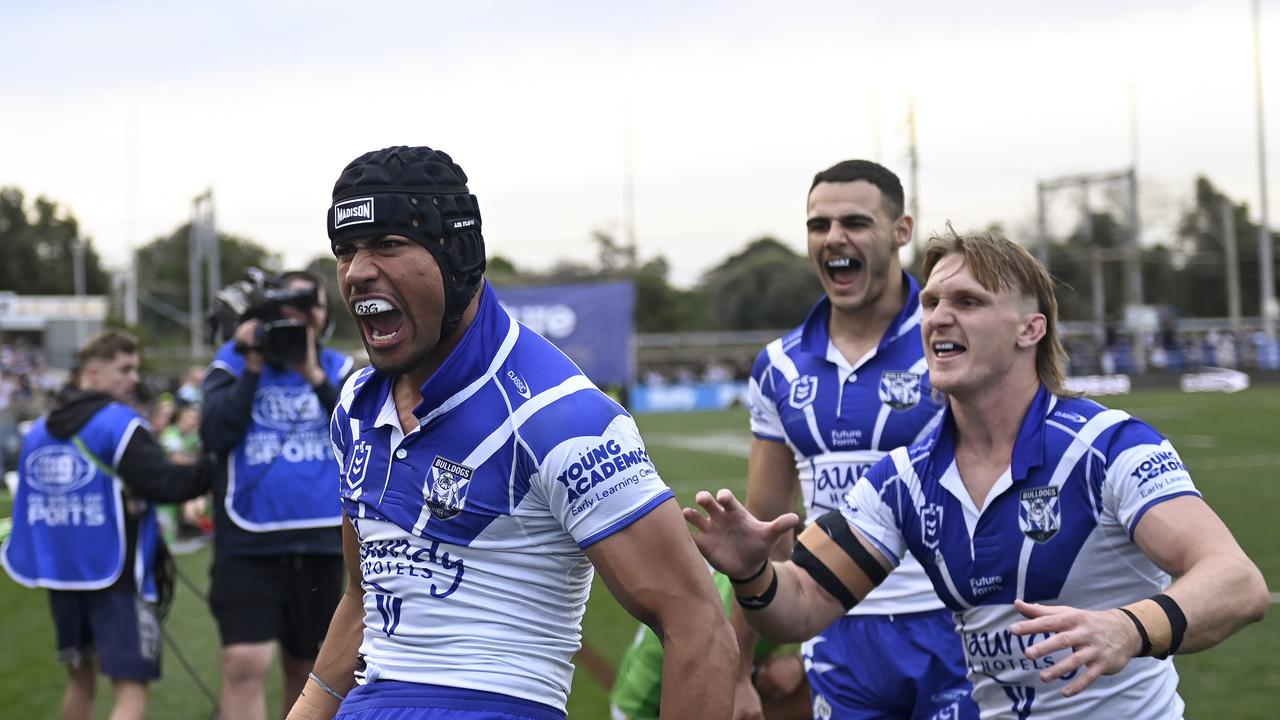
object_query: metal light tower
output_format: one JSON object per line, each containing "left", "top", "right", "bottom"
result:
{"left": 1035, "top": 168, "right": 1146, "bottom": 372}
{"left": 188, "top": 190, "right": 217, "bottom": 357}
{"left": 1252, "top": 0, "right": 1276, "bottom": 351}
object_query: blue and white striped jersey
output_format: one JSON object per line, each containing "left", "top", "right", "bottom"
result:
{"left": 330, "top": 284, "right": 673, "bottom": 713}
{"left": 843, "top": 386, "right": 1199, "bottom": 719}
{"left": 748, "top": 274, "right": 946, "bottom": 615}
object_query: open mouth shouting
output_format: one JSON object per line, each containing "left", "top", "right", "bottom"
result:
{"left": 353, "top": 297, "right": 405, "bottom": 348}
{"left": 824, "top": 256, "right": 864, "bottom": 288}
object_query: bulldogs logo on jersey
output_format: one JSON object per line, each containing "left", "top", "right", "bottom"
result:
{"left": 426, "top": 456, "right": 474, "bottom": 520}
{"left": 921, "top": 503, "right": 944, "bottom": 550}
{"left": 878, "top": 371, "right": 922, "bottom": 411}
{"left": 789, "top": 375, "right": 819, "bottom": 409}
{"left": 1019, "top": 486, "right": 1060, "bottom": 543}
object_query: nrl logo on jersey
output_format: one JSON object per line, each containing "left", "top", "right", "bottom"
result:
{"left": 1019, "top": 486, "right": 1060, "bottom": 543}
{"left": 789, "top": 375, "right": 819, "bottom": 409}
{"left": 426, "top": 456, "right": 474, "bottom": 520}
{"left": 879, "top": 371, "right": 922, "bottom": 411}
{"left": 344, "top": 441, "right": 372, "bottom": 500}
{"left": 921, "top": 503, "right": 944, "bottom": 550}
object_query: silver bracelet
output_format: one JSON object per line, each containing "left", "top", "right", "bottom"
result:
{"left": 308, "top": 672, "right": 345, "bottom": 702}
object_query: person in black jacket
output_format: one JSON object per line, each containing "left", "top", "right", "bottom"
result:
{"left": 2, "top": 329, "right": 210, "bottom": 720}
{"left": 200, "top": 271, "right": 355, "bottom": 720}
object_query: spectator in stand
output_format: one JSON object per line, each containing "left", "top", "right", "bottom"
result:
{"left": 176, "top": 365, "right": 204, "bottom": 407}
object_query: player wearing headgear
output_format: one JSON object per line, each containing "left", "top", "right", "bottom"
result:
{"left": 686, "top": 229, "right": 1269, "bottom": 719}
{"left": 2, "top": 329, "right": 211, "bottom": 720}
{"left": 289, "top": 146, "right": 735, "bottom": 720}
{"left": 734, "top": 160, "right": 974, "bottom": 720}
{"left": 201, "top": 270, "right": 355, "bottom": 720}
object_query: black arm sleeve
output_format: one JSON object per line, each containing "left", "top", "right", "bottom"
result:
{"left": 116, "top": 428, "right": 212, "bottom": 503}
{"left": 200, "top": 365, "right": 260, "bottom": 455}
{"left": 313, "top": 377, "right": 340, "bottom": 415}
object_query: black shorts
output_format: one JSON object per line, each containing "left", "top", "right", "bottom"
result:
{"left": 208, "top": 553, "right": 344, "bottom": 659}
{"left": 49, "top": 588, "right": 162, "bottom": 682}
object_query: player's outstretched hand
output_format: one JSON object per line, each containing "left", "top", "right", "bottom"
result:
{"left": 682, "top": 489, "right": 800, "bottom": 579}
{"left": 1011, "top": 599, "right": 1142, "bottom": 697}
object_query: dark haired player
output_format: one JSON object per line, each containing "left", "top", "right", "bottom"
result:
{"left": 734, "top": 160, "right": 974, "bottom": 720}
{"left": 289, "top": 146, "right": 734, "bottom": 720}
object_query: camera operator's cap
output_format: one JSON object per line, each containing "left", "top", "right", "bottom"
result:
{"left": 328, "top": 145, "right": 486, "bottom": 339}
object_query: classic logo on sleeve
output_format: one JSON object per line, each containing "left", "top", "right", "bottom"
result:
{"left": 1018, "top": 486, "right": 1060, "bottom": 543}
{"left": 505, "top": 369, "right": 531, "bottom": 399}
{"left": 426, "top": 456, "right": 474, "bottom": 520}
{"left": 879, "top": 371, "right": 922, "bottom": 411}
{"left": 789, "top": 375, "right": 819, "bottom": 409}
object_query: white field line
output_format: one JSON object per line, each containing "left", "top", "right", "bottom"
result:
{"left": 1188, "top": 454, "right": 1280, "bottom": 471}
{"left": 645, "top": 432, "right": 752, "bottom": 458}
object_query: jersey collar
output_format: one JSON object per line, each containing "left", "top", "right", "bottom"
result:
{"left": 798, "top": 271, "right": 922, "bottom": 358}
{"left": 929, "top": 383, "right": 1051, "bottom": 485}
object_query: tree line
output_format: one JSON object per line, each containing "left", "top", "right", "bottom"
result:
{"left": 2, "top": 178, "right": 1278, "bottom": 348}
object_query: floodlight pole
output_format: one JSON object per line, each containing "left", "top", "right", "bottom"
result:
{"left": 1221, "top": 198, "right": 1243, "bottom": 335}
{"left": 1035, "top": 168, "right": 1145, "bottom": 372}
{"left": 189, "top": 190, "right": 215, "bottom": 358}
{"left": 907, "top": 98, "right": 921, "bottom": 257}
{"left": 1252, "top": 0, "right": 1276, "bottom": 353}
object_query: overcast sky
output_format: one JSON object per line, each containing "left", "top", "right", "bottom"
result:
{"left": 2, "top": 0, "right": 1276, "bottom": 287}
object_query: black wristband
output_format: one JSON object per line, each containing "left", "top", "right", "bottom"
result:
{"left": 1150, "top": 593, "right": 1188, "bottom": 657}
{"left": 1118, "top": 607, "right": 1152, "bottom": 657}
{"left": 728, "top": 560, "right": 770, "bottom": 585}
{"left": 735, "top": 567, "right": 779, "bottom": 611}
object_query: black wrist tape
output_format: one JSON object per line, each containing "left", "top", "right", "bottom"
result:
{"left": 1118, "top": 607, "right": 1152, "bottom": 657}
{"left": 735, "top": 566, "right": 779, "bottom": 610}
{"left": 729, "top": 560, "right": 770, "bottom": 585}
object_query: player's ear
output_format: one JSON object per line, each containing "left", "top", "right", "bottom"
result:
{"left": 893, "top": 214, "right": 913, "bottom": 250}
{"left": 1017, "top": 312, "right": 1047, "bottom": 349}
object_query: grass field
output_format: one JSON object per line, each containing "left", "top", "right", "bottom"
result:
{"left": 1, "top": 387, "right": 1277, "bottom": 718}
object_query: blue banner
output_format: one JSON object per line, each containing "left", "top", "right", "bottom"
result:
{"left": 629, "top": 381, "right": 750, "bottom": 414}
{"left": 495, "top": 280, "right": 635, "bottom": 387}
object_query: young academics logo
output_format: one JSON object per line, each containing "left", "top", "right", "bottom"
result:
{"left": 426, "top": 456, "right": 474, "bottom": 520}
{"left": 789, "top": 375, "right": 819, "bottom": 409}
{"left": 333, "top": 197, "right": 375, "bottom": 230}
{"left": 1019, "top": 486, "right": 1060, "bottom": 543}
{"left": 879, "top": 371, "right": 922, "bottom": 411}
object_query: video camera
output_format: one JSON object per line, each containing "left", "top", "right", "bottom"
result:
{"left": 208, "top": 268, "right": 319, "bottom": 367}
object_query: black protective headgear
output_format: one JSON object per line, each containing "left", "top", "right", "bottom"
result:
{"left": 327, "top": 146, "right": 486, "bottom": 339}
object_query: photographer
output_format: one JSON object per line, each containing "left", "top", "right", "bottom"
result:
{"left": 201, "top": 270, "right": 355, "bottom": 720}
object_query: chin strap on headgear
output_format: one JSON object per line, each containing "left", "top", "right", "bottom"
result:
{"left": 326, "top": 145, "right": 486, "bottom": 339}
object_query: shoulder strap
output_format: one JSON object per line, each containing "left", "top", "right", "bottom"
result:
{"left": 71, "top": 434, "right": 115, "bottom": 477}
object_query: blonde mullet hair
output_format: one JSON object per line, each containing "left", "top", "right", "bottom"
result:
{"left": 921, "top": 226, "right": 1074, "bottom": 396}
